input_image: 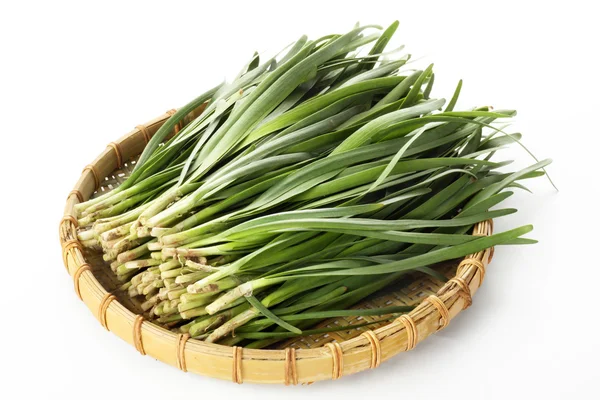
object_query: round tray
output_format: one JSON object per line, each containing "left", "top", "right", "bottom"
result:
{"left": 59, "top": 105, "right": 494, "bottom": 384}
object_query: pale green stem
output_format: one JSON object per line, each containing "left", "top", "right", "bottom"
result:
{"left": 180, "top": 306, "right": 210, "bottom": 319}
{"left": 141, "top": 294, "right": 159, "bottom": 311}
{"left": 116, "top": 239, "right": 155, "bottom": 263}
{"left": 160, "top": 267, "right": 192, "bottom": 279}
{"left": 177, "top": 295, "right": 215, "bottom": 313}
{"left": 158, "top": 259, "right": 181, "bottom": 272}
{"left": 123, "top": 258, "right": 161, "bottom": 270}
{"left": 81, "top": 239, "right": 99, "bottom": 249}
{"left": 74, "top": 186, "right": 123, "bottom": 214}
{"left": 166, "top": 288, "right": 187, "bottom": 301}
{"left": 185, "top": 260, "right": 218, "bottom": 272}
{"left": 137, "top": 183, "right": 197, "bottom": 226}
{"left": 186, "top": 264, "right": 240, "bottom": 294}
{"left": 180, "top": 292, "right": 218, "bottom": 304}
{"left": 93, "top": 204, "right": 150, "bottom": 235}
{"left": 77, "top": 229, "right": 96, "bottom": 241}
{"left": 205, "top": 308, "right": 260, "bottom": 343}
{"left": 175, "top": 271, "right": 209, "bottom": 285}
{"left": 204, "top": 277, "right": 284, "bottom": 315}
{"left": 100, "top": 222, "right": 134, "bottom": 242}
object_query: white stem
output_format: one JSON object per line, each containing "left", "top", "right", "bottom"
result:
{"left": 205, "top": 282, "right": 253, "bottom": 315}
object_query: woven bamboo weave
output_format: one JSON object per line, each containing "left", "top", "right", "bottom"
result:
{"left": 59, "top": 104, "right": 494, "bottom": 384}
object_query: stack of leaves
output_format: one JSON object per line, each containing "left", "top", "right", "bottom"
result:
{"left": 74, "top": 21, "right": 551, "bottom": 348}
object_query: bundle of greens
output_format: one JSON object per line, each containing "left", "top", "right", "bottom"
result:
{"left": 74, "top": 21, "right": 551, "bottom": 348}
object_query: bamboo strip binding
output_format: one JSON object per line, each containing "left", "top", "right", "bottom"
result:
{"left": 326, "top": 342, "right": 344, "bottom": 380}
{"left": 232, "top": 346, "right": 243, "bottom": 384}
{"left": 73, "top": 263, "right": 91, "bottom": 301}
{"left": 62, "top": 239, "right": 82, "bottom": 270}
{"left": 424, "top": 295, "right": 450, "bottom": 330}
{"left": 396, "top": 314, "right": 418, "bottom": 351}
{"left": 136, "top": 125, "right": 151, "bottom": 144}
{"left": 98, "top": 293, "right": 115, "bottom": 330}
{"left": 58, "top": 106, "right": 496, "bottom": 384}
{"left": 457, "top": 258, "right": 486, "bottom": 287}
{"left": 107, "top": 142, "right": 123, "bottom": 169}
{"left": 60, "top": 215, "right": 78, "bottom": 229}
{"left": 284, "top": 348, "right": 298, "bottom": 385}
{"left": 360, "top": 331, "right": 381, "bottom": 369}
{"left": 82, "top": 164, "right": 100, "bottom": 189}
{"left": 176, "top": 334, "right": 190, "bottom": 372}
{"left": 449, "top": 277, "right": 472, "bottom": 309}
{"left": 133, "top": 315, "right": 146, "bottom": 355}
{"left": 68, "top": 189, "right": 84, "bottom": 202}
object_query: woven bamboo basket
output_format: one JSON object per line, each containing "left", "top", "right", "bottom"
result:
{"left": 59, "top": 103, "right": 494, "bottom": 385}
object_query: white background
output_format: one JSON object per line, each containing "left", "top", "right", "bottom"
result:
{"left": 1, "top": 1, "right": 599, "bottom": 399}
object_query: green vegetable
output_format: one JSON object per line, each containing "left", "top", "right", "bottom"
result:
{"left": 74, "top": 21, "right": 552, "bottom": 347}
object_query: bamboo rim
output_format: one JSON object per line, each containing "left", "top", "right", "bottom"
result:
{"left": 59, "top": 105, "right": 494, "bottom": 384}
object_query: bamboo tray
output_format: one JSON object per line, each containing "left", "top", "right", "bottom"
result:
{"left": 59, "top": 104, "right": 494, "bottom": 384}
